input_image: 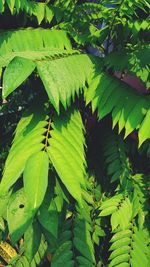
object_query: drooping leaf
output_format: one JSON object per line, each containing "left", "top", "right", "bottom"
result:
{"left": 47, "top": 108, "right": 86, "bottom": 206}
{"left": 138, "top": 110, "right": 150, "bottom": 147}
{"left": 23, "top": 151, "right": 49, "bottom": 211}
{"left": 0, "top": 105, "right": 48, "bottom": 195}
{"left": 37, "top": 54, "right": 94, "bottom": 112}
{"left": 86, "top": 73, "right": 150, "bottom": 145}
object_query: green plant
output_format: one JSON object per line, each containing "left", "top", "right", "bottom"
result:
{"left": 0, "top": 0, "right": 149, "bottom": 266}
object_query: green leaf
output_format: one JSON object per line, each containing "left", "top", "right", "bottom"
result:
{"left": 0, "top": 0, "right": 4, "bottom": 13}
{"left": 111, "top": 198, "right": 132, "bottom": 230}
{"left": 109, "top": 254, "right": 129, "bottom": 267}
{"left": 138, "top": 110, "right": 150, "bottom": 147}
{"left": 37, "top": 54, "right": 93, "bottom": 112}
{"left": 0, "top": 29, "right": 72, "bottom": 69}
{"left": 74, "top": 237, "right": 95, "bottom": 263}
{"left": 131, "top": 229, "right": 148, "bottom": 267}
{"left": 38, "top": 197, "right": 59, "bottom": 238}
{"left": 110, "top": 230, "right": 132, "bottom": 243}
{"left": 0, "top": 192, "right": 11, "bottom": 217}
{"left": 100, "top": 194, "right": 123, "bottom": 210}
{"left": 33, "top": 3, "right": 45, "bottom": 24}
{"left": 100, "top": 206, "right": 118, "bottom": 216}
{"left": 118, "top": 95, "right": 140, "bottom": 133}
{"left": 86, "top": 72, "right": 150, "bottom": 143}
{"left": 30, "top": 236, "right": 48, "bottom": 267}
{"left": 124, "top": 98, "right": 149, "bottom": 138}
{"left": 3, "top": 57, "right": 35, "bottom": 99}
{"left": 45, "top": 5, "right": 54, "bottom": 23}
{"left": 109, "top": 246, "right": 130, "bottom": 260}
{"left": 51, "top": 241, "right": 73, "bottom": 267}
{"left": 7, "top": 189, "right": 33, "bottom": 244}
{"left": 16, "top": 256, "right": 30, "bottom": 267}
{"left": 0, "top": 105, "right": 47, "bottom": 195}
{"left": 73, "top": 215, "right": 95, "bottom": 264}
{"left": 0, "top": 217, "right": 5, "bottom": 231}
{"left": 24, "top": 220, "right": 42, "bottom": 262}
{"left": 109, "top": 237, "right": 131, "bottom": 251}
{"left": 76, "top": 256, "right": 94, "bottom": 267}
{"left": 23, "top": 151, "right": 49, "bottom": 211}
{"left": 111, "top": 211, "right": 120, "bottom": 231}
{"left": 6, "top": 0, "right": 15, "bottom": 13}
{"left": 0, "top": 28, "right": 71, "bottom": 55}
{"left": 47, "top": 108, "right": 86, "bottom": 206}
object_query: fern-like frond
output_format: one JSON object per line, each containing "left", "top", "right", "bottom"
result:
{"left": 131, "top": 174, "right": 149, "bottom": 228}
{"left": 30, "top": 235, "right": 47, "bottom": 267}
{"left": 23, "top": 220, "right": 42, "bottom": 263}
{"left": 0, "top": 105, "right": 86, "bottom": 206}
{"left": 1, "top": 28, "right": 96, "bottom": 112}
{"left": 0, "top": 0, "right": 54, "bottom": 24}
{"left": 103, "top": 0, "right": 150, "bottom": 19}
{"left": 14, "top": 256, "right": 30, "bottom": 267}
{"left": 86, "top": 72, "right": 150, "bottom": 146}
{"left": 1, "top": 49, "right": 77, "bottom": 70}
{"left": 36, "top": 53, "right": 94, "bottom": 112}
{"left": 3, "top": 53, "right": 94, "bottom": 112}
{"left": 47, "top": 108, "right": 86, "bottom": 205}
{"left": 74, "top": 207, "right": 96, "bottom": 266}
{"left": 102, "top": 132, "right": 132, "bottom": 183}
{"left": 37, "top": 190, "right": 60, "bottom": 239}
{"left": 0, "top": 104, "right": 48, "bottom": 194}
{"left": 99, "top": 194, "right": 133, "bottom": 231}
{"left": 9, "top": 234, "right": 47, "bottom": 266}
{"left": 0, "top": 28, "right": 71, "bottom": 68}
{"left": 74, "top": 2, "right": 103, "bottom": 21}
{"left": 2, "top": 50, "right": 80, "bottom": 100}
{"left": 105, "top": 45, "right": 150, "bottom": 88}
{"left": 51, "top": 219, "right": 74, "bottom": 267}
{"left": 109, "top": 226, "right": 149, "bottom": 267}
{"left": 51, "top": 201, "right": 96, "bottom": 267}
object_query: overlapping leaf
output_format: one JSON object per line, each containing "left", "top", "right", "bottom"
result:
{"left": 86, "top": 73, "right": 150, "bottom": 146}
{"left": 10, "top": 235, "right": 47, "bottom": 266}
{"left": 0, "top": 105, "right": 48, "bottom": 194}
{"left": 0, "top": 28, "right": 71, "bottom": 69}
{"left": 51, "top": 220, "right": 73, "bottom": 267}
{"left": 36, "top": 54, "right": 94, "bottom": 112}
{"left": 51, "top": 202, "right": 96, "bottom": 267}
{"left": 103, "top": 132, "right": 131, "bottom": 183}
{"left": 0, "top": 105, "right": 86, "bottom": 206}
{"left": 23, "top": 151, "right": 49, "bottom": 211}
{"left": 104, "top": 46, "right": 150, "bottom": 88}
{"left": 99, "top": 194, "right": 132, "bottom": 231}
{"left": 23, "top": 220, "right": 42, "bottom": 262}
{"left": 1, "top": 28, "right": 95, "bottom": 112}
{"left": 74, "top": 216, "right": 96, "bottom": 266}
{"left": 0, "top": 0, "right": 54, "bottom": 24}
{"left": 109, "top": 226, "right": 149, "bottom": 267}
{"left": 3, "top": 57, "right": 36, "bottom": 97}
{"left": 47, "top": 109, "right": 87, "bottom": 206}
{"left": 38, "top": 190, "right": 59, "bottom": 238}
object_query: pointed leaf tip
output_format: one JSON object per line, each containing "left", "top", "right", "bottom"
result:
{"left": 3, "top": 57, "right": 35, "bottom": 98}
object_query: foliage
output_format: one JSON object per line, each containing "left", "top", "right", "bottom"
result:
{"left": 0, "top": 0, "right": 149, "bottom": 266}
